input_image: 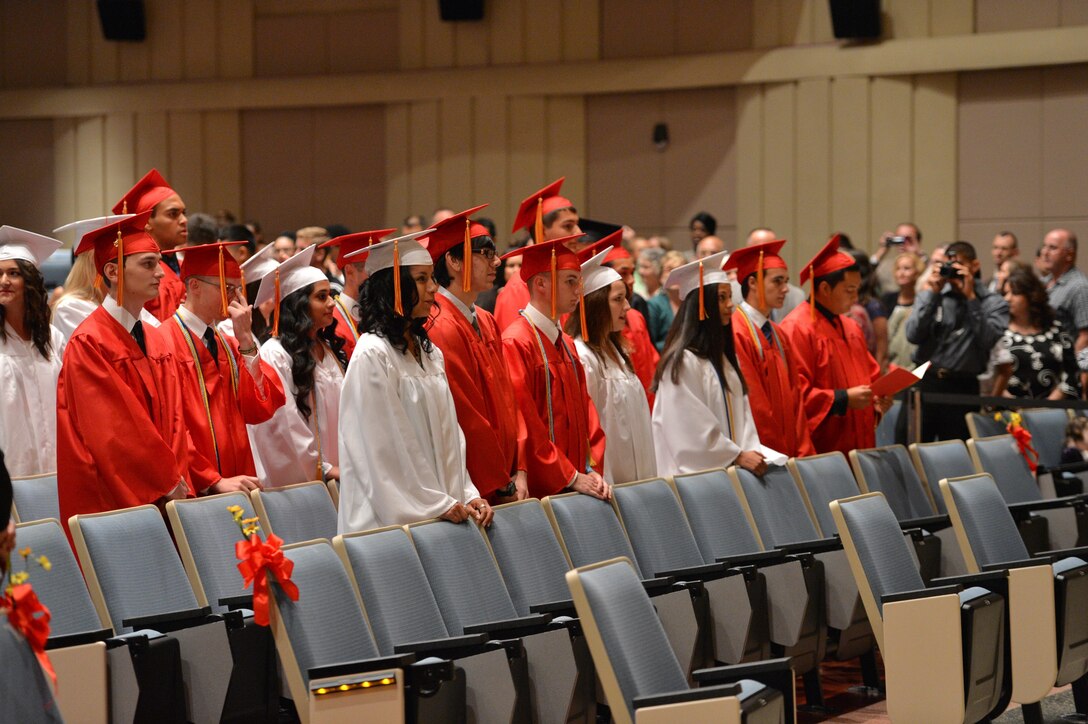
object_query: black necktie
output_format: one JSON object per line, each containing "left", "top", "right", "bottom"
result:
{"left": 131, "top": 321, "right": 147, "bottom": 356}
{"left": 761, "top": 321, "right": 774, "bottom": 345}
{"left": 202, "top": 328, "right": 219, "bottom": 367}
{"left": 470, "top": 314, "right": 481, "bottom": 337}
{"left": 162, "top": 254, "right": 181, "bottom": 276}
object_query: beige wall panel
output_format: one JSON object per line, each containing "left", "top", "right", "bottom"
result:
{"left": 330, "top": 9, "right": 400, "bottom": 73}
{"left": 54, "top": 119, "right": 78, "bottom": 226}
{"left": 183, "top": 0, "right": 218, "bottom": 79}
{"left": 148, "top": 0, "right": 185, "bottom": 81}
{"left": 1062, "top": 0, "right": 1088, "bottom": 26}
{"left": 507, "top": 96, "right": 548, "bottom": 210}
{"left": 601, "top": 0, "right": 675, "bottom": 59}
{"left": 385, "top": 103, "right": 411, "bottom": 226}
{"left": 829, "top": 76, "right": 870, "bottom": 245}
{"left": 168, "top": 111, "right": 205, "bottom": 211}
{"left": 470, "top": 95, "right": 510, "bottom": 239}
{"left": 544, "top": 95, "right": 586, "bottom": 213}
{"left": 809, "top": 0, "right": 834, "bottom": 43}
{"left": 1041, "top": 64, "right": 1088, "bottom": 218}
{"left": 439, "top": 96, "right": 475, "bottom": 211}
{"left": 408, "top": 100, "right": 441, "bottom": 214}
{"left": 202, "top": 110, "right": 242, "bottom": 216}
{"left": 66, "top": 0, "right": 91, "bottom": 85}
{"left": 524, "top": 0, "right": 563, "bottom": 63}
{"left": 930, "top": 0, "right": 974, "bottom": 36}
{"left": 761, "top": 83, "right": 796, "bottom": 242}
{"left": 1042, "top": 218, "right": 1088, "bottom": 247}
{"left": 1, "top": 0, "right": 66, "bottom": 88}
{"left": 455, "top": 21, "right": 490, "bottom": 68}
{"left": 735, "top": 84, "right": 764, "bottom": 239}
{"left": 779, "top": 0, "right": 810, "bottom": 45}
{"left": 89, "top": 17, "right": 120, "bottom": 85}
{"left": 0, "top": 120, "right": 55, "bottom": 231}
{"left": 977, "top": 0, "right": 1061, "bottom": 32}
{"left": 218, "top": 0, "right": 254, "bottom": 79}
{"left": 488, "top": 0, "right": 524, "bottom": 65}
{"left": 752, "top": 0, "right": 782, "bottom": 48}
{"left": 958, "top": 68, "right": 1043, "bottom": 221}
{"left": 103, "top": 113, "right": 136, "bottom": 206}
{"left": 242, "top": 108, "right": 315, "bottom": 233}
{"left": 313, "top": 106, "right": 386, "bottom": 230}
{"left": 399, "top": 0, "right": 425, "bottom": 70}
{"left": 75, "top": 117, "right": 106, "bottom": 218}
{"left": 135, "top": 111, "right": 170, "bottom": 178}
{"left": 868, "top": 76, "right": 913, "bottom": 242}
{"left": 118, "top": 39, "right": 151, "bottom": 84}
{"left": 795, "top": 78, "right": 830, "bottom": 263}
{"left": 675, "top": 0, "right": 754, "bottom": 54}
{"left": 422, "top": 0, "right": 455, "bottom": 68}
{"left": 585, "top": 92, "right": 662, "bottom": 231}
{"left": 958, "top": 221, "right": 1044, "bottom": 272}
{"left": 885, "top": 0, "right": 929, "bottom": 39}
{"left": 561, "top": 0, "right": 600, "bottom": 61}
{"left": 912, "top": 73, "right": 957, "bottom": 244}
{"left": 254, "top": 14, "right": 328, "bottom": 77}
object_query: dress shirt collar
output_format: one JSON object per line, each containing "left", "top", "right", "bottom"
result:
{"left": 337, "top": 292, "right": 360, "bottom": 321}
{"left": 739, "top": 300, "right": 771, "bottom": 328}
{"left": 175, "top": 304, "right": 209, "bottom": 338}
{"left": 101, "top": 294, "right": 140, "bottom": 332}
{"left": 523, "top": 301, "right": 560, "bottom": 344}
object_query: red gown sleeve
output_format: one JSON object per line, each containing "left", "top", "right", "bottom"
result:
{"left": 227, "top": 337, "right": 287, "bottom": 425}
{"left": 780, "top": 314, "right": 836, "bottom": 429}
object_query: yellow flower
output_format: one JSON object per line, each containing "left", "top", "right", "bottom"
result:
{"left": 1010, "top": 412, "right": 1022, "bottom": 426}
{"left": 227, "top": 505, "right": 244, "bottom": 521}
{"left": 993, "top": 412, "right": 1003, "bottom": 422}
{"left": 241, "top": 517, "right": 260, "bottom": 526}
{"left": 18, "top": 547, "right": 31, "bottom": 558}
{"left": 243, "top": 525, "right": 259, "bottom": 537}
{"left": 10, "top": 571, "right": 28, "bottom": 585}
{"left": 37, "top": 555, "right": 51, "bottom": 572}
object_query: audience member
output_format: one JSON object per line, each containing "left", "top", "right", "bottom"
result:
{"left": 186, "top": 212, "right": 219, "bottom": 247}
{"left": 871, "top": 222, "right": 925, "bottom": 295}
{"left": 401, "top": 214, "right": 425, "bottom": 234}
{"left": 695, "top": 234, "right": 725, "bottom": 259}
{"left": 689, "top": 211, "right": 717, "bottom": 250}
{"left": 646, "top": 249, "right": 684, "bottom": 350}
{"left": 220, "top": 223, "right": 256, "bottom": 263}
{"left": 988, "top": 231, "right": 1019, "bottom": 293}
{"left": 1039, "top": 228, "right": 1088, "bottom": 387}
{"left": 881, "top": 251, "right": 924, "bottom": 371}
{"left": 270, "top": 233, "right": 295, "bottom": 262}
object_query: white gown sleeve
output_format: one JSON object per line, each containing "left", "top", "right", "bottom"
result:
{"left": 248, "top": 342, "right": 323, "bottom": 486}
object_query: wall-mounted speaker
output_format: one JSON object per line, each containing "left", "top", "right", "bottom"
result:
{"left": 828, "top": 0, "right": 882, "bottom": 40}
{"left": 439, "top": 0, "right": 484, "bottom": 22}
{"left": 97, "top": 0, "right": 146, "bottom": 42}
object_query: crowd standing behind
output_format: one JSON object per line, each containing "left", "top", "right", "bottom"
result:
{"left": 0, "top": 167, "right": 1085, "bottom": 549}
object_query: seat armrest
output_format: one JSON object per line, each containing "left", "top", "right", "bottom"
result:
{"left": 656, "top": 561, "right": 730, "bottom": 581}
{"left": 640, "top": 576, "right": 677, "bottom": 595}
{"left": 1033, "top": 545, "right": 1088, "bottom": 561}
{"left": 528, "top": 599, "right": 577, "bottom": 616}
{"left": 308, "top": 653, "right": 416, "bottom": 682}
{"left": 218, "top": 594, "right": 253, "bottom": 611}
{"left": 881, "top": 584, "right": 961, "bottom": 606}
{"left": 462, "top": 613, "right": 553, "bottom": 638}
{"left": 122, "top": 606, "right": 213, "bottom": 633}
{"left": 692, "top": 657, "right": 792, "bottom": 685}
{"left": 900, "top": 514, "right": 952, "bottom": 531}
{"left": 1008, "top": 496, "right": 1087, "bottom": 516}
{"left": 632, "top": 683, "right": 742, "bottom": 711}
{"left": 715, "top": 549, "right": 787, "bottom": 567}
{"left": 930, "top": 570, "right": 1007, "bottom": 589}
{"left": 981, "top": 558, "right": 1050, "bottom": 573}
{"left": 45, "top": 628, "right": 113, "bottom": 650}
{"left": 393, "top": 633, "right": 489, "bottom": 658}
{"left": 776, "top": 537, "right": 842, "bottom": 554}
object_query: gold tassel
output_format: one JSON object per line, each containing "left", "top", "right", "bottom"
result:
{"left": 809, "top": 265, "right": 816, "bottom": 321}
{"left": 462, "top": 218, "right": 472, "bottom": 293}
{"left": 121, "top": 200, "right": 127, "bottom": 214}
{"left": 272, "top": 269, "right": 281, "bottom": 337}
{"left": 393, "top": 237, "right": 403, "bottom": 316}
{"left": 756, "top": 249, "right": 765, "bottom": 310}
{"left": 115, "top": 228, "right": 125, "bottom": 308}
{"left": 239, "top": 268, "right": 246, "bottom": 303}
{"left": 579, "top": 296, "right": 588, "bottom": 340}
{"left": 218, "top": 246, "right": 228, "bottom": 317}
{"left": 550, "top": 246, "right": 558, "bottom": 320}
{"left": 534, "top": 197, "right": 544, "bottom": 246}
{"left": 698, "top": 261, "right": 706, "bottom": 321}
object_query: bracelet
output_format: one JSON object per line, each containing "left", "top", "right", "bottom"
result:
{"left": 238, "top": 345, "right": 258, "bottom": 355}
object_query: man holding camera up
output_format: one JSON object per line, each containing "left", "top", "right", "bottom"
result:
{"left": 905, "top": 241, "right": 1008, "bottom": 441}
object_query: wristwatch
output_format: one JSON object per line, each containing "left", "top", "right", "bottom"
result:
{"left": 495, "top": 481, "right": 517, "bottom": 497}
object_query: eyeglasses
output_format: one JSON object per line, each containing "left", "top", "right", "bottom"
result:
{"left": 472, "top": 248, "right": 498, "bottom": 262}
{"left": 194, "top": 277, "right": 243, "bottom": 297}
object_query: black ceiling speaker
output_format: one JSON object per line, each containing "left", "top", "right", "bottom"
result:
{"left": 829, "top": 0, "right": 882, "bottom": 40}
{"left": 97, "top": 0, "right": 147, "bottom": 42}
{"left": 439, "top": 0, "right": 484, "bottom": 22}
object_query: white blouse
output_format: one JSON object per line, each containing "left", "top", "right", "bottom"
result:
{"left": 574, "top": 339, "right": 656, "bottom": 484}
{"left": 337, "top": 334, "right": 480, "bottom": 534}
{"left": 0, "top": 324, "right": 66, "bottom": 476}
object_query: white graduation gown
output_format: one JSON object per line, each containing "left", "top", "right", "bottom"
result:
{"left": 248, "top": 338, "right": 342, "bottom": 487}
{"left": 0, "top": 324, "right": 66, "bottom": 476}
{"left": 652, "top": 350, "right": 761, "bottom": 475}
{"left": 574, "top": 339, "right": 656, "bottom": 484}
{"left": 337, "top": 334, "right": 481, "bottom": 534}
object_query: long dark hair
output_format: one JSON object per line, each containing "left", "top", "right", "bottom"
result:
{"left": 276, "top": 283, "right": 346, "bottom": 420}
{"left": 1005, "top": 267, "right": 1056, "bottom": 330}
{"left": 0, "top": 259, "right": 53, "bottom": 360}
{"left": 360, "top": 266, "right": 432, "bottom": 356}
{"left": 563, "top": 282, "right": 632, "bottom": 371}
{"left": 652, "top": 283, "right": 745, "bottom": 396}
{"left": 245, "top": 279, "right": 269, "bottom": 341}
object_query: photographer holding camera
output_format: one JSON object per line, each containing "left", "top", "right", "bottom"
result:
{"left": 904, "top": 241, "right": 1009, "bottom": 442}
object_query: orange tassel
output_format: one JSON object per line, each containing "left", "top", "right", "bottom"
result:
{"left": 218, "top": 246, "right": 229, "bottom": 317}
{"left": 756, "top": 249, "right": 765, "bottom": 310}
{"left": 272, "top": 270, "right": 281, "bottom": 337}
{"left": 809, "top": 265, "right": 816, "bottom": 321}
{"left": 462, "top": 218, "right": 472, "bottom": 294}
{"left": 550, "top": 246, "right": 558, "bottom": 320}
{"left": 698, "top": 261, "right": 706, "bottom": 321}
{"left": 579, "top": 296, "right": 588, "bottom": 340}
{"left": 239, "top": 268, "right": 246, "bottom": 302}
{"left": 115, "top": 228, "right": 125, "bottom": 308}
{"left": 534, "top": 197, "right": 544, "bottom": 245}
{"left": 393, "top": 237, "right": 403, "bottom": 316}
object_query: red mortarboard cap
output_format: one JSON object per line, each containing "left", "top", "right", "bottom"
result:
{"left": 426, "top": 204, "right": 490, "bottom": 261}
{"left": 75, "top": 210, "right": 157, "bottom": 308}
{"left": 723, "top": 239, "right": 788, "bottom": 280}
{"left": 511, "top": 178, "right": 572, "bottom": 234}
{"left": 799, "top": 234, "right": 855, "bottom": 285}
{"left": 166, "top": 241, "right": 245, "bottom": 316}
{"left": 111, "top": 169, "right": 177, "bottom": 215}
{"left": 577, "top": 229, "right": 626, "bottom": 263}
{"left": 503, "top": 233, "right": 583, "bottom": 319}
{"left": 320, "top": 228, "right": 397, "bottom": 269}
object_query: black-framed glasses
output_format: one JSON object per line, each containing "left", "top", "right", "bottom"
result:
{"left": 473, "top": 248, "right": 497, "bottom": 262}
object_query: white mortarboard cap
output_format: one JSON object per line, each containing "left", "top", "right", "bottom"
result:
{"left": 580, "top": 247, "right": 622, "bottom": 297}
{"left": 668, "top": 250, "right": 731, "bottom": 301}
{"left": 53, "top": 214, "right": 135, "bottom": 246}
{"left": 240, "top": 239, "right": 279, "bottom": 284}
{"left": 342, "top": 229, "right": 432, "bottom": 275}
{"left": 0, "top": 226, "right": 63, "bottom": 268}
{"left": 254, "top": 245, "right": 327, "bottom": 309}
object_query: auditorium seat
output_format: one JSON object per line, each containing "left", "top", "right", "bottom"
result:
{"left": 10, "top": 472, "right": 58, "bottom": 523}
{"left": 965, "top": 411, "right": 1007, "bottom": 440}
{"left": 876, "top": 399, "right": 901, "bottom": 447}
{"left": 1020, "top": 408, "right": 1073, "bottom": 470}
{"left": 909, "top": 440, "right": 977, "bottom": 514}
{"left": 0, "top": 621, "right": 64, "bottom": 724}
{"left": 250, "top": 480, "right": 337, "bottom": 545}
{"left": 829, "top": 492, "right": 1010, "bottom": 723}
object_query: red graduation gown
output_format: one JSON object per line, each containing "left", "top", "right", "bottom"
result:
{"left": 427, "top": 295, "right": 526, "bottom": 501}
{"left": 494, "top": 275, "right": 529, "bottom": 332}
{"left": 503, "top": 314, "right": 600, "bottom": 497}
{"left": 779, "top": 301, "right": 880, "bottom": 455}
{"left": 162, "top": 317, "right": 286, "bottom": 493}
{"left": 622, "top": 308, "right": 659, "bottom": 409}
{"left": 57, "top": 306, "right": 190, "bottom": 523}
{"left": 143, "top": 262, "right": 186, "bottom": 322}
{"left": 731, "top": 307, "right": 815, "bottom": 458}
{"left": 330, "top": 295, "right": 361, "bottom": 361}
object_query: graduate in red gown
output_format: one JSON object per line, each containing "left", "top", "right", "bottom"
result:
{"left": 424, "top": 205, "right": 529, "bottom": 503}
{"left": 160, "top": 242, "right": 286, "bottom": 496}
{"left": 318, "top": 228, "right": 395, "bottom": 361}
{"left": 57, "top": 213, "right": 191, "bottom": 524}
{"left": 779, "top": 236, "right": 891, "bottom": 455}
{"left": 112, "top": 169, "right": 187, "bottom": 321}
{"left": 494, "top": 178, "right": 584, "bottom": 331}
{"left": 502, "top": 236, "right": 610, "bottom": 500}
{"left": 723, "top": 240, "right": 815, "bottom": 458}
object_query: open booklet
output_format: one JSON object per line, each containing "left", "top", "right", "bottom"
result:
{"left": 870, "top": 361, "right": 931, "bottom": 398}
{"left": 759, "top": 445, "right": 789, "bottom": 467}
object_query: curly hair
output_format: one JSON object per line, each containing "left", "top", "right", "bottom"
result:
{"left": 1005, "top": 267, "right": 1055, "bottom": 330}
{"left": 0, "top": 259, "right": 54, "bottom": 360}
{"left": 359, "top": 266, "right": 433, "bottom": 356}
{"left": 276, "top": 283, "right": 346, "bottom": 420}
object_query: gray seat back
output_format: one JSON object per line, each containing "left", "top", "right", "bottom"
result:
{"left": 0, "top": 623, "right": 64, "bottom": 723}
{"left": 732, "top": 466, "right": 821, "bottom": 546}
{"left": 912, "top": 441, "right": 976, "bottom": 514}
{"left": 486, "top": 501, "right": 574, "bottom": 615}
{"left": 72, "top": 506, "right": 200, "bottom": 633}
{"left": 969, "top": 435, "right": 1043, "bottom": 504}
{"left": 942, "top": 474, "right": 1031, "bottom": 567}
{"left": 544, "top": 494, "right": 643, "bottom": 577}
{"left": 335, "top": 528, "right": 450, "bottom": 656}
{"left": 253, "top": 482, "right": 337, "bottom": 544}
{"left": 833, "top": 494, "right": 926, "bottom": 614}
{"left": 1021, "top": 408, "right": 1070, "bottom": 469}
{"left": 10, "top": 520, "right": 101, "bottom": 637}
{"left": 272, "top": 541, "right": 381, "bottom": 685}
{"left": 569, "top": 559, "right": 688, "bottom": 720}
{"left": 966, "top": 412, "right": 1008, "bottom": 439}
{"left": 791, "top": 453, "right": 860, "bottom": 536}
{"left": 852, "top": 446, "right": 935, "bottom": 520}
{"left": 11, "top": 474, "right": 58, "bottom": 523}
{"left": 612, "top": 479, "right": 704, "bottom": 577}
{"left": 168, "top": 492, "right": 258, "bottom": 611}
{"left": 409, "top": 521, "right": 519, "bottom": 635}
{"left": 876, "top": 400, "right": 901, "bottom": 447}
{"left": 672, "top": 469, "right": 763, "bottom": 561}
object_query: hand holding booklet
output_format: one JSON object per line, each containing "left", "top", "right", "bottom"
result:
{"left": 870, "top": 361, "right": 931, "bottom": 398}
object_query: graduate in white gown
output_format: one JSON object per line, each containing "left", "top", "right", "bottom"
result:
{"left": 651, "top": 251, "right": 768, "bottom": 477}
{"left": 0, "top": 227, "right": 66, "bottom": 476}
{"left": 248, "top": 246, "right": 345, "bottom": 487}
{"left": 565, "top": 246, "right": 656, "bottom": 484}
{"left": 337, "top": 231, "right": 492, "bottom": 534}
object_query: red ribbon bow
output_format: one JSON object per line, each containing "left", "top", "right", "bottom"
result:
{"left": 5, "top": 583, "right": 55, "bottom": 685}
{"left": 235, "top": 533, "right": 298, "bottom": 626}
{"left": 1008, "top": 423, "right": 1040, "bottom": 472}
